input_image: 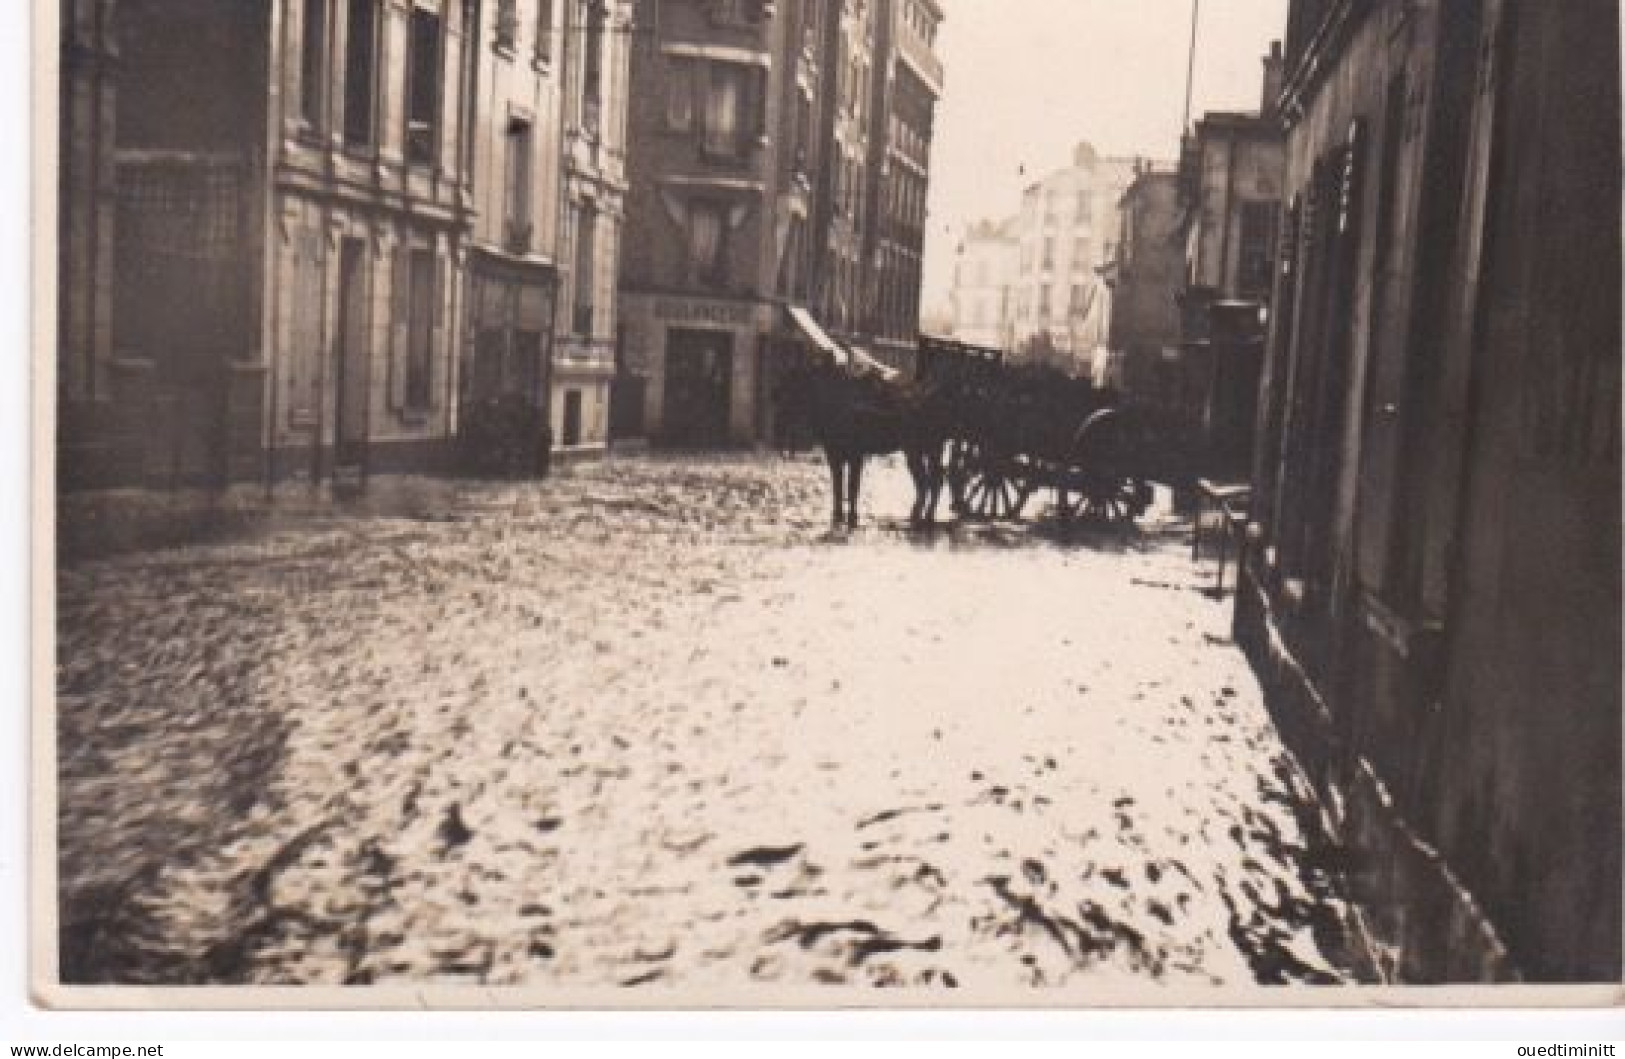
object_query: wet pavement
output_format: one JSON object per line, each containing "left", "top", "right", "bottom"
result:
{"left": 56, "top": 452, "right": 1370, "bottom": 990}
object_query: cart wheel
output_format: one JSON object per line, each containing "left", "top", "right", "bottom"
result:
{"left": 961, "top": 465, "right": 1030, "bottom": 521}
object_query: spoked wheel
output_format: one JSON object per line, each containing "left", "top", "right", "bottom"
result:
{"left": 1059, "top": 475, "right": 1150, "bottom": 526}
{"left": 961, "top": 462, "right": 1033, "bottom": 521}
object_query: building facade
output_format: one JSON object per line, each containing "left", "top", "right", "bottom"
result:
{"left": 553, "top": 0, "right": 631, "bottom": 453}
{"left": 1238, "top": 0, "right": 1620, "bottom": 981}
{"left": 269, "top": 0, "right": 476, "bottom": 484}
{"left": 619, "top": 0, "right": 942, "bottom": 447}
{"left": 946, "top": 217, "right": 1018, "bottom": 350}
{"left": 460, "top": 0, "right": 568, "bottom": 470}
{"left": 1100, "top": 167, "right": 1181, "bottom": 394}
{"left": 1008, "top": 142, "right": 1140, "bottom": 375}
{"left": 58, "top": 0, "right": 125, "bottom": 488}
{"left": 60, "top": 0, "right": 480, "bottom": 490}
{"left": 859, "top": 0, "right": 943, "bottom": 368}
{"left": 1169, "top": 53, "right": 1286, "bottom": 480}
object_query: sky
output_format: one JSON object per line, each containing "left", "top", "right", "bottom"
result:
{"left": 920, "top": 0, "right": 1290, "bottom": 314}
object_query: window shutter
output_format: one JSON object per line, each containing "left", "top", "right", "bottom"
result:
{"left": 389, "top": 242, "right": 411, "bottom": 410}
{"left": 431, "top": 252, "right": 447, "bottom": 406}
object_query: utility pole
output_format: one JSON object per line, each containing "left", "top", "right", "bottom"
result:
{"left": 1182, "top": 0, "right": 1201, "bottom": 132}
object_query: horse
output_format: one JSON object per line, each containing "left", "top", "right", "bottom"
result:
{"left": 774, "top": 355, "right": 951, "bottom": 530}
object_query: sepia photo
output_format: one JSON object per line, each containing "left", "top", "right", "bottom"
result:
{"left": 38, "top": 0, "right": 1622, "bottom": 1006}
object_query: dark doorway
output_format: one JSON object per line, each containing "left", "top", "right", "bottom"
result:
{"left": 332, "top": 237, "right": 370, "bottom": 486}
{"left": 562, "top": 389, "right": 583, "bottom": 447}
{"left": 662, "top": 328, "right": 733, "bottom": 447}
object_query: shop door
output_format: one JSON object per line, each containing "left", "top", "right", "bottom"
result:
{"left": 663, "top": 329, "right": 733, "bottom": 447}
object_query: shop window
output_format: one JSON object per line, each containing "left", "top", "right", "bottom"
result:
{"left": 405, "top": 6, "right": 442, "bottom": 165}
{"left": 343, "top": 0, "right": 377, "bottom": 146}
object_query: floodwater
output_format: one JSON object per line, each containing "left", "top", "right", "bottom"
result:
{"left": 55, "top": 453, "right": 1370, "bottom": 991}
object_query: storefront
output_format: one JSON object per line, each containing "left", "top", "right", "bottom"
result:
{"left": 621, "top": 291, "right": 775, "bottom": 447}
{"left": 460, "top": 251, "right": 558, "bottom": 474}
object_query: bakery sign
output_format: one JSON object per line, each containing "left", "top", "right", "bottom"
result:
{"left": 653, "top": 296, "right": 756, "bottom": 328}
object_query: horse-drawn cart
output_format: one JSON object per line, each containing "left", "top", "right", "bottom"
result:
{"left": 916, "top": 337, "right": 1160, "bottom": 526}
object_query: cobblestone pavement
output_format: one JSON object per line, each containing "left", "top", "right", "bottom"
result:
{"left": 56, "top": 453, "right": 1370, "bottom": 992}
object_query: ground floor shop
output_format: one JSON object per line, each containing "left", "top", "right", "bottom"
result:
{"left": 620, "top": 291, "right": 778, "bottom": 448}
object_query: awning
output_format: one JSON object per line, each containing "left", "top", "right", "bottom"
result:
{"left": 846, "top": 345, "right": 901, "bottom": 383}
{"left": 787, "top": 306, "right": 844, "bottom": 363}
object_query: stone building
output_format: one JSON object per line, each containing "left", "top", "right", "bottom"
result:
{"left": 1008, "top": 142, "right": 1140, "bottom": 375}
{"left": 261, "top": 0, "right": 476, "bottom": 484}
{"left": 1170, "top": 47, "right": 1285, "bottom": 479}
{"left": 946, "top": 217, "right": 1018, "bottom": 350}
{"left": 619, "top": 0, "right": 942, "bottom": 447}
{"left": 859, "top": 0, "right": 943, "bottom": 369}
{"left": 57, "top": 0, "right": 124, "bottom": 488}
{"left": 460, "top": 0, "right": 568, "bottom": 469}
{"left": 1099, "top": 166, "right": 1181, "bottom": 394}
{"left": 61, "top": 0, "right": 478, "bottom": 489}
{"left": 552, "top": 0, "right": 632, "bottom": 453}
{"left": 1238, "top": 0, "right": 1620, "bottom": 981}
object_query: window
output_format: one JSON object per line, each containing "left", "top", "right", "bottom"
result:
{"left": 301, "top": 0, "right": 327, "bottom": 127}
{"left": 343, "top": 0, "right": 377, "bottom": 146}
{"left": 505, "top": 118, "right": 534, "bottom": 248}
{"left": 706, "top": 0, "right": 765, "bottom": 25}
{"left": 573, "top": 205, "right": 596, "bottom": 335}
{"left": 406, "top": 250, "right": 436, "bottom": 410}
{"left": 1237, "top": 201, "right": 1278, "bottom": 299}
{"left": 1075, "top": 190, "right": 1091, "bottom": 221}
{"left": 1041, "top": 237, "right": 1054, "bottom": 270}
{"left": 794, "top": 92, "right": 812, "bottom": 169}
{"left": 1038, "top": 285, "right": 1051, "bottom": 317}
{"left": 581, "top": 0, "right": 606, "bottom": 129}
{"left": 405, "top": 6, "right": 442, "bottom": 165}
{"left": 686, "top": 199, "right": 727, "bottom": 286}
{"left": 702, "top": 63, "right": 754, "bottom": 160}
{"left": 495, "top": 0, "right": 518, "bottom": 48}
{"left": 1070, "top": 284, "right": 1087, "bottom": 315}
{"left": 534, "top": 0, "right": 553, "bottom": 61}
{"left": 1073, "top": 235, "right": 1088, "bottom": 270}
{"left": 666, "top": 58, "right": 696, "bottom": 131}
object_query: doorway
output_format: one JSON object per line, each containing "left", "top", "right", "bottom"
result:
{"left": 662, "top": 328, "right": 733, "bottom": 447}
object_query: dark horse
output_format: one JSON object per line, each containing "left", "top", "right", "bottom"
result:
{"left": 774, "top": 354, "right": 950, "bottom": 529}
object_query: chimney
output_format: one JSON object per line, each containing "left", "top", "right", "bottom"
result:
{"left": 1261, "top": 40, "right": 1284, "bottom": 119}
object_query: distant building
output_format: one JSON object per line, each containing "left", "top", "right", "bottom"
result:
{"left": 1100, "top": 166, "right": 1182, "bottom": 395}
{"left": 1238, "top": 0, "right": 1620, "bottom": 982}
{"left": 1009, "top": 142, "right": 1143, "bottom": 375}
{"left": 946, "top": 217, "right": 1018, "bottom": 350}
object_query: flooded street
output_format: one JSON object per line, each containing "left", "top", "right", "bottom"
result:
{"left": 57, "top": 453, "right": 1368, "bottom": 991}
